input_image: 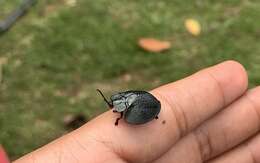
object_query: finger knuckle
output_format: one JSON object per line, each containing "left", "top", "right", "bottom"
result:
{"left": 193, "top": 128, "right": 214, "bottom": 161}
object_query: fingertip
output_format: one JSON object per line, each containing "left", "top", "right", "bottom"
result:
{"left": 222, "top": 60, "right": 248, "bottom": 90}
{"left": 245, "top": 86, "right": 260, "bottom": 107}
{"left": 208, "top": 60, "right": 248, "bottom": 103}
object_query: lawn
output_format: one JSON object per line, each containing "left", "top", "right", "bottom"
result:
{"left": 0, "top": 0, "right": 260, "bottom": 160}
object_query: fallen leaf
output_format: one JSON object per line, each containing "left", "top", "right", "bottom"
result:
{"left": 138, "top": 38, "right": 171, "bottom": 53}
{"left": 185, "top": 18, "right": 201, "bottom": 36}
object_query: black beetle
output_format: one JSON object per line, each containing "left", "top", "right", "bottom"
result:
{"left": 97, "top": 89, "right": 161, "bottom": 125}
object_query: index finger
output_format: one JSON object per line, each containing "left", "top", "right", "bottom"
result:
{"left": 15, "top": 61, "right": 248, "bottom": 163}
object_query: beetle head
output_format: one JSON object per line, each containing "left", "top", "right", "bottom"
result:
{"left": 111, "top": 93, "right": 138, "bottom": 112}
{"left": 111, "top": 94, "right": 127, "bottom": 112}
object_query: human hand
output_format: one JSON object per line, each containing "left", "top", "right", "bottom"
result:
{"left": 15, "top": 61, "right": 260, "bottom": 163}
{"left": 0, "top": 146, "right": 9, "bottom": 163}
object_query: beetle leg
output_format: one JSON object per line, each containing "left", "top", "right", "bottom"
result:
{"left": 113, "top": 110, "right": 118, "bottom": 113}
{"left": 115, "top": 112, "right": 123, "bottom": 126}
{"left": 155, "top": 116, "right": 159, "bottom": 119}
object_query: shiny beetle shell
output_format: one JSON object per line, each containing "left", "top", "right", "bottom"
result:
{"left": 97, "top": 90, "right": 161, "bottom": 125}
{"left": 118, "top": 91, "right": 161, "bottom": 124}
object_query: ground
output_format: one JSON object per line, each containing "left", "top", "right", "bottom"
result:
{"left": 0, "top": 0, "right": 259, "bottom": 160}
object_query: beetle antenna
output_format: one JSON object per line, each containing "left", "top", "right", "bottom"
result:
{"left": 96, "top": 89, "right": 113, "bottom": 108}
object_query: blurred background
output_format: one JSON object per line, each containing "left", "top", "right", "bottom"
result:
{"left": 0, "top": 0, "right": 259, "bottom": 160}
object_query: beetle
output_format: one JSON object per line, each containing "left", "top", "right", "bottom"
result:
{"left": 97, "top": 89, "right": 161, "bottom": 125}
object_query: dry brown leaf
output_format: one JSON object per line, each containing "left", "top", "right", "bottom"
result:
{"left": 185, "top": 19, "right": 201, "bottom": 36}
{"left": 138, "top": 38, "right": 171, "bottom": 53}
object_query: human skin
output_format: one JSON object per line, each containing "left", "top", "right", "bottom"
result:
{"left": 14, "top": 61, "right": 260, "bottom": 163}
{"left": 0, "top": 146, "right": 9, "bottom": 163}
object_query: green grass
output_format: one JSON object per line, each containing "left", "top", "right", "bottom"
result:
{"left": 0, "top": 0, "right": 260, "bottom": 160}
{"left": 0, "top": 0, "right": 22, "bottom": 19}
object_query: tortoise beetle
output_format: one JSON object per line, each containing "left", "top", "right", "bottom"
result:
{"left": 97, "top": 89, "right": 161, "bottom": 125}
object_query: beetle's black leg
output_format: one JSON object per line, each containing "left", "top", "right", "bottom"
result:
{"left": 96, "top": 89, "right": 113, "bottom": 109}
{"left": 115, "top": 112, "right": 123, "bottom": 126}
{"left": 113, "top": 110, "right": 118, "bottom": 113}
{"left": 155, "top": 116, "right": 159, "bottom": 119}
